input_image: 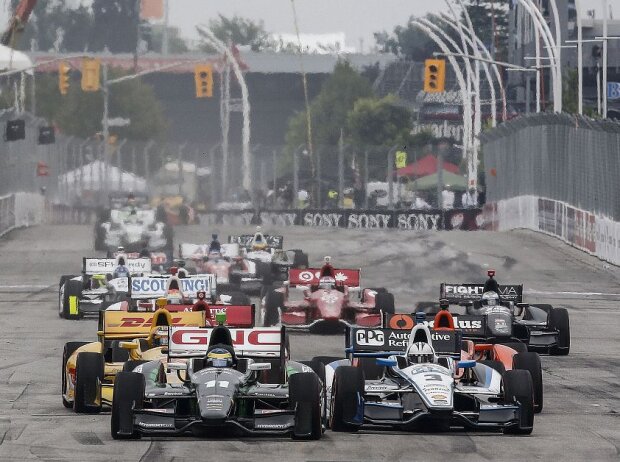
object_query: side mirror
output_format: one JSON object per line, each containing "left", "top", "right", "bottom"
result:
{"left": 456, "top": 360, "right": 476, "bottom": 369}
{"left": 249, "top": 362, "right": 271, "bottom": 371}
{"left": 376, "top": 357, "right": 397, "bottom": 367}
{"left": 120, "top": 341, "right": 138, "bottom": 350}
{"left": 168, "top": 362, "right": 187, "bottom": 371}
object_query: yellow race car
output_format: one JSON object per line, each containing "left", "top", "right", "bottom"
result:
{"left": 61, "top": 303, "right": 205, "bottom": 413}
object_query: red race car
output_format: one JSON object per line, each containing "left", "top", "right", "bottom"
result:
{"left": 261, "top": 257, "right": 395, "bottom": 331}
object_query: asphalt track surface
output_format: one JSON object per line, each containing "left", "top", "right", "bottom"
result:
{"left": 0, "top": 224, "right": 618, "bottom": 461}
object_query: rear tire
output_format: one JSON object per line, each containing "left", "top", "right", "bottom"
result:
{"left": 479, "top": 360, "right": 506, "bottom": 376}
{"left": 61, "top": 280, "right": 83, "bottom": 320}
{"left": 311, "top": 356, "right": 342, "bottom": 367}
{"left": 549, "top": 308, "right": 570, "bottom": 356}
{"left": 298, "top": 360, "right": 327, "bottom": 427}
{"left": 513, "top": 352, "right": 543, "bottom": 413}
{"left": 111, "top": 341, "right": 130, "bottom": 363}
{"left": 357, "top": 357, "right": 384, "bottom": 380}
{"left": 263, "top": 287, "right": 283, "bottom": 327}
{"left": 330, "top": 366, "right": 364, "bottom": 432}
{"left": 503, "top": 342, "right": 528, "bottom": 354}
{"left": 375, "top": 292, "right": 395, "bottom": 315}
{"left": 73, "top": 352, "right": 104, "bottom": 414}
{"left": 503, "top": 370, "right": 534, "bottom": 435}
{"left": 62, "top": 341, "right": 88, "bottom": 408}
{"left": 289, "top": 372, "right": 322, "bottom": 440}
{"left": 292, "top": 251, "right": 309, "bottom": 269}
{"left": 111, "top": 372, "right": 144, "bottom": 440}
{"left": 122, "top": 360, "right": 148, "bottom": 372}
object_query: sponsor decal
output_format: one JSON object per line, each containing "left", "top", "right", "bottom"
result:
{"left": 303, "top": 212, "right": 343, "bottom": 228}
{"left": 138, "top": 422, "right": 175, "bottom": 429}
{"left": 169, "top": 328, "right": 282, "bottom": 353}
{"left": 259, "top": 212, "right": 298, "bottom": 227}
{"left": 255, "top": 424, "right": 288, "bottom": 430}
{"left": 355, "top": 329, "right": 384, "bottom": 346}
{"left": 396, "top": 213, "right": 442, "bottom": 230}
{"left": 131, "top": 276, "right": 214, "bottom": 296}
{"left": 346, "top": 213, "right": 392, "bottom": 229}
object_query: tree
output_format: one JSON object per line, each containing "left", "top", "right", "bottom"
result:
{"left": 9, "top": 0, "right": 93, "bottom": 52}
{"left": 462, "top": 1, "right": 510, "bottom": 61}
{"left": 347, "top": 95, "right": 412, "bottom": 148}
{"left": 30, "top": 70, "right": 166, "bottom": 141}
{"left": 90, "top": 0, "right": 139, "bottom": 53}
{"left": 197, "top": 14, "right": 273, "bottom": 52}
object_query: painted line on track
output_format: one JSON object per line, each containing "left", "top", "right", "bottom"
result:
{"left": 527, "top": 289, "right": 620, "bottom": 297}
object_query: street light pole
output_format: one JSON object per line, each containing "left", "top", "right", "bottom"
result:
{"left": 603, "top": 0, "right": 609, "bottom": 117}
{"left": 576, "top": 0, "right": 584, "bottom": 115}
{"left": 102, "top": 63, "right": 109, "bottom": 204}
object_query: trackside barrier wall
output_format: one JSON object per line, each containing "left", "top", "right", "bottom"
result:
{"left": 198, "top": 208, "right": 484, "bottom": 230}
{"left": 483, "top": 196, "right": 620, "bottom": 266}
{"left": 0, "top": 193, "right": 45, "bottom": 237}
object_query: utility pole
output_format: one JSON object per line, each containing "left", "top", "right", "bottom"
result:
{"left": 102, "top": 63, "right": 109, "bottom": 204}
{"left": 162, "top": 0, "right": 170, "bottom": 55}
{"left": 603, "top": 0, "right": 609, "bottom": 117}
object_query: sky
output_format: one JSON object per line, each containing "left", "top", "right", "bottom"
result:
{"left": 2, "top": 0, "right": 620, "bottom": 52}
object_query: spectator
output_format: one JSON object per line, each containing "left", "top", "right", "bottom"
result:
{"left": 411, "top": 191, "right": 431, "bottom": 209}
{"left": 462, "top": 188, "right": 478, "bottom": 208}
{"left": 442, "top": 187, "right": 455, "bottom": 209}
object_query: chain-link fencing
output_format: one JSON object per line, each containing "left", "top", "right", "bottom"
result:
{"left": 481, "top": 113, "right": 620, "bottom": 220}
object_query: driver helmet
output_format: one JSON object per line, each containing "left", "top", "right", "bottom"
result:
{"left": 206, "top": 347, "right": 233, "bottom": 368}
{"left": 91, "top": 274, "right": 107, "bottom": 289}
{"left": 407, "top": 342, "right": 436, "bottom": 364}
{"left": 481, "top": 291, "right": 500, "bottom": 306}
{"left": 318, "top": 276, "right": 336, "bottom": 290}
{"left": 151, "top": 326, "right": 169, "bottom": 347}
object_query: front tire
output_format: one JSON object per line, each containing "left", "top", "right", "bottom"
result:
{"left": 513, "top": 352, "right": 543, "bottom": 413}
{"left": 330, "top": 366, "right": 364, "bottom": 432}
{"left": 289, "top": 372, "right": 322, "bottom": 440}
{"left": 61, "top": 341, "right": 88, "bottom": 408}
{"left": 73, "top": 352, "right": 104, "bottom": 414}
{"left": 111, "top": 372, "right": 145, "bottom": 440}
{"left": 503, "top": 369, "right": 534, "bottom": 435}
{"left": 375, "top": 292, "right": 395, "bottom": 314}
{"left": 549, "top": 307, "right": 570, "bottom": 355}
{"left": 61, "top": 279, "right": 83, "bottom": 320}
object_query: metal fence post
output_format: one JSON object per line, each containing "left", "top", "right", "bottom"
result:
{"left": 387, "top": 145, "right": 397, "bottom": 210}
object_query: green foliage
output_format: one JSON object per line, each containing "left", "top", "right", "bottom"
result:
{"left": 197, "top": 15, "right": 273, "bottom": 52}
{"left": 10, "top": 0, "right": 93, "bottom": 52}
{"left": 347, "top": 95, "right": 412, "bottom": 147}
{"left": 29, "top": 70, "right": 166, "bottom": 141}
{"left": 374, "top": 16, "right": 441, "bottom": 61}
{"left": 562, "top": 69, "right": 579, "bottom": 115}
{"left": 462, "top": 1, "right": 510, "bottom": 61}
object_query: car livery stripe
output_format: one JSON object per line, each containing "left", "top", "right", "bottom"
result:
{"left": 69, "top": 296, "right": 79, "bottom": 315}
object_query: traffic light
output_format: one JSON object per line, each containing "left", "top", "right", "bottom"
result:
{"left": 194, "top": 64, "right": 213, "bottom": 98}
{"left": 424, "top": 59, "right": 446, "bottom": 93}
{"left": 81, "top": 58, "right": 101, "bottom": 92}
{"left": 58, "top": 62, "right": 70, "bottom": 95}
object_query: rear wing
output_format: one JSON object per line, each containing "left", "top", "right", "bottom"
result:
{"left": 98, "top": 310, "right": 205, "bottom": 339}
{"left": 440, "top": 283, "right": 523, "bottom": 304}
{"left": 384, "top": 313, "right": 486, "bottom": 337}
{"left": 206, "top": 305, "right": 255, "bottom": 328}
{"left": 288, "top": 268, "right": 361, "bottom": 288}
{"left": 168, "top": 326, "right": 284, "bottom": 358}
{"left": 109, "top": 251, "right": 169, "bottom": 266}
{"left": 129, "top": 275, "right": 217, "bottom": 300}
{"left": 346, "top": 327, "right": 461, "bottom": 358}
{"left": 228, "top": 234, "right": 283, "bottom": 250}
{"left": 83, "top": 257, "right": 152, "bottom": 275}
{"left": 179, "top": 243, "right": 239, "bottom": 260}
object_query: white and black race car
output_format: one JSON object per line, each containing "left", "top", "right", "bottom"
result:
{"left": 317, "top": 322, "right": 535, "bottom": 434}
{"left": 58, "top": 256, "right": 151, "bottom": 319}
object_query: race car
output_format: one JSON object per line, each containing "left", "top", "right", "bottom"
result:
{"left": 111, "top": 316, "right": 324, "bottom": 440}
{"left": 384, "top": 309, "right": 544, "bottom": 413}
{"left": 94, "top": 193, "right": 173, "bottom": 254}
{"left": 227, "top": 229, "right": 310, "bottom": 291}
{"left": 58, "top": 256, "right": 151, "bottom": 319}
{"left": 179, "top": 241, "right": 243, "bottom": 291}
{"left": 61, "top": 298, "right": 256, "bottom": 414}
{"left": 261, "top": 257, "right": 395, "bottom": 331}
{"left": 321, "top": 321, "right": 535, "bottom": 434}
{"left": 438, "top": 270, "right": 570, "bottom": 355}
{"left": 107, "top": 247, "right": 171, "bottom": 271}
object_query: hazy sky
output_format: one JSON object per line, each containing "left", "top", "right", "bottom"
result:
{"left": 1, "top": 1, "right": 620, "bottom": 52}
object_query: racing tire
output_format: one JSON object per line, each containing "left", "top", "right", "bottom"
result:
{"left": 111, "top": 372, "right": 144, "bottom": 440}
{"left": 289, "top": 372, "right": 322, "bottom": 440}
{"left": 503, "top": 342, "right": 528, "bottom": 354}
{"left": 513, "top": 352, "right": 543, "bottom": 413}
{"left": 256, "top": 261, "right": 273, "bottom": 286}
{"left": 375, "top": 292, "right": 395, "bottom": 315}
{"left": 73, "top": 352, "right": 104, "bottom": 414}
{"left": 549, "top": 307, "right": 570, "bottom": 356}
{"left": 229, "top": 291, "right": 251, "bottom": 306}
{"left": 263, "top": 287, "right": 283, "bottom": 327}
{"left": 122, "top": 360, "right": 148, "bottom": 372}
{"left": 292, "top": 251, "right": 309, "bottom": 269}
{"left": 330, "top": 366, "right": 364, "bottom": 432}
{"left": 111, "top": 341, "right": 130, "bottom": 363}
{"left": 479, "top": 360, "right": 506, "bottom": 376}
{"left": 62, "top": 341, "right": 89, "bottom": 408}
{"left": 58, "top": 275, "right": 75, "bottom": 318}
{"left": 502, "top": 369, "right": 534, "bottom": 435}
{"left": 61, "top": 280, "right": 83, "bottom": 320}
{"left": 357, "top": 357, "right": 385, "bottom": 380}
{"left": 299, "top": 360, "right": 327, "bottom": 427}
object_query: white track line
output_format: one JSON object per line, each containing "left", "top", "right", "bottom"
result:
{"left": 527, "top": 289, "right": 620, "bottom": 297}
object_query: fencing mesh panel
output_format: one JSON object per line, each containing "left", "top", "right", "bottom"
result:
{"left": 481, "top": 113, "right": 620, "bottom": 220}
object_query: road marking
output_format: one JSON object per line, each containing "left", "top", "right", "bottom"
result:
{"left": 527, "top": 289, "right": 620, "bottom": 297}
{"left": 0, "top": 284, "right": 51, "bottom": 292}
